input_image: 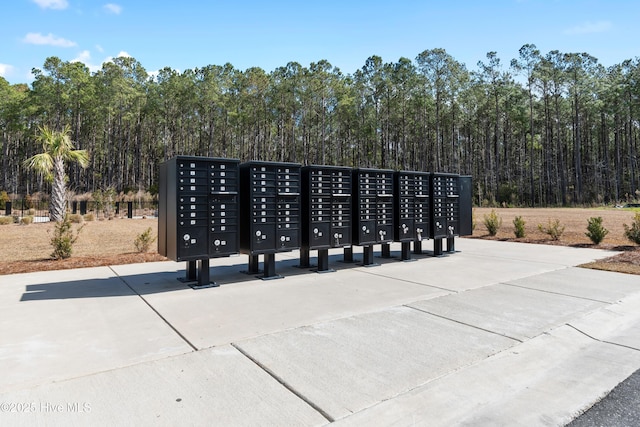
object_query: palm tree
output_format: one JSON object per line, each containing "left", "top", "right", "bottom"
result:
{"left": 24, "top": 125, "right": 89, "bottom": 222}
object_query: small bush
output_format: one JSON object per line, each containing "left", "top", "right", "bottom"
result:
{"left": 0, "top": 216, "right": 13, "bottom": 225}
{"left": 623, "top": 212, "right": 640, "bottom": 245}
{"left": 50, "top": 215, "right": 85, "bottom": 260}
{"left": 83, "top": 213, "right": 95, "bottom": 221}
{"left": 585, "top": 217, "right": 609, "bottom": 245}
{"left": 538, "top": 218, "right": 565, "bottom": 241}
{"left": 20, "top": 216, "right": 34, "bottom": 225}
{"left": 27, "top": 208, "right": 36, "bottom": 216}
{"left": 513, "top": 216, "right": 526, "bottom": 238}
{"left": 68, "top": 213, "right": 84, "bottom": 223}
{"left": 134, "top": 227, "right": 156, "bottom": 253}
{"left": 483, "top": 209, "right": 502, "bottom": 236}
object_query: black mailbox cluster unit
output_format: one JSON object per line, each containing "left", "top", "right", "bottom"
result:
{"left": 428, "top": 173, "right": 473, "bottom": 256}
{"left": 159, "top": 155, "right": 474, "bottom": 288}
{"left": 239, "top": 161, "right": 302, "bottom": 279}
{"left": 349, "top": 168, "right": 395, "bottom": 266}
{"left": 158, "top": 156, "right": 240, "bottom": 287}
{"left": 394, "top": 171, "right": 431, "bottom": 261}
{"left": 300, "top": 165, "right": 353, "bottom": 272}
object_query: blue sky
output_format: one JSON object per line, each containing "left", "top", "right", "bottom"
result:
{"left": 1, "top": 0, "right": 639, "bottom": 84}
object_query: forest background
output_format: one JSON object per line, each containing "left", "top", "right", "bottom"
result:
{"left": 1, "top": 45, "right": 639, "bottom": 207}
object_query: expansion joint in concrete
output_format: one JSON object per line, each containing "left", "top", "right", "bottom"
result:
{"left": 231, "top": 343, "right": 335, "bottom": 423}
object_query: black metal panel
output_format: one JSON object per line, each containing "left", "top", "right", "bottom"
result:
{"left": 352, "top": 168, "right": 395, "bottom": 246}
{"left": 301, "top": 165, "right": 353, "bottom": 250}
{"left": 458, "top": 175, "right": 473, "bottom": 236}
{"left": 394, "top": 171, "right": 431, "bottom": 243}
{"left": 240, "top": 161, "right": 301, "bottom": 255}
{"left": 158, "top": 156, "right": 240, "bottom": 262}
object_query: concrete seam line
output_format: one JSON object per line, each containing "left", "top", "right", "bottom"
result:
{"left": 565, "top": 323, "right": 640, "bottom": 352}
{"left": 404, "top": 304, "right": 523, "bottom": 343}
{"left": 502, "top": 282, "right": 611, "bottom": 304}
{"left": 108, "top": 266, "right": 198, "bottom": 352}
{"left": 355, "top": 268, "right": 459, "bottom": 293}
{"left": 231, "top": 343, "right": 335, "bottom": 423}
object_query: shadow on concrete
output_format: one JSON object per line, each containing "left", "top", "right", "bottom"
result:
{"left": 19, "top": 247, "right": 446, "bottom": 301}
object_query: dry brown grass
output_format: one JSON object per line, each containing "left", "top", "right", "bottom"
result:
{"left": 0, "top": 217, "right": 166, "bottom": 274}
{"left": 1, "top": 207, "right": 639, "bottom": 276}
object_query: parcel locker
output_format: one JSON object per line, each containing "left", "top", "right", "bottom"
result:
{"left": 240, "top": 161, "right": 301, "bottom": 279}
{"left": 300, "top": 165, "right": 352, "bottom": 272}
{"left": 158, "top": 156, "right": 240, "bottom": 287}
{"left": 394, "top": 171, "right": 431, "bottom": 260}
{"left": 458, "top": 175, "right": 473, "bottom": 237}
{"left": 350, "top": 168, "right": 395, "bottom": 266}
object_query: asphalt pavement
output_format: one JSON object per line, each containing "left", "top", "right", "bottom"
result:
{"left": 1, "top": 238, "right": 639, "bottom": 426}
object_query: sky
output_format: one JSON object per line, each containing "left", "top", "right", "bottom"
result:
{"left": 1, "top": 0, "right": 640, "bottom": 85}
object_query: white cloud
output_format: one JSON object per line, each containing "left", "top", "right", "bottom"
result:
{"left": 23, "top": 32, "right": 76, "bottom": 47}
{"left": 117, "top": 51, "right": 131, "bottom": 58}
{"left": 31, "top": 0, "right": 68, "bottom": 10}
{"left": 96, "top": 44, "right": 104, "bottom": 53}
{"left": 0, "top": 63, "right": 15, "bottom": 78}
{"left": 564, "top": 21, "right": 612, "bottom": 35}
{"left": 104, "top": 3, "right": 122, "bottom": 14}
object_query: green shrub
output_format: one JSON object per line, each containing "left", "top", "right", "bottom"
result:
{"left": 134, "top": 227, "right": 156, "bottom": 253}
{"left": 483, "top": 209, "right": 502, "bottom": 236}
{"left": 0, "top": 190, "right": 9, "bottom": 206}
{"left": 83, "top": 213, "right": 95, "bottom": 221}
{"left": 623, "top": 212, "right": 640, "bottom": 245}
{"left": 27, "top": 208, "right": 36, "bottom": 216}
{"left": 513, "top": 216, "right": 526, "bottom": 238}
{"left": 50, "top": 215, "right": 85, "bottom": 259}
{"left": 20, "top": 216, "right": 34, "bottom": 225}
{"left": 585, "top": 216, "right": 608, "bottom": 245}
{"left": 538, "top": 218, "right": 565, "bottom": 241}
{"left": 0, "top": 216, "right": 13, "bottom": 225}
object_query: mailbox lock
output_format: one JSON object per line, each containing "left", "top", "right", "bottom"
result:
{"left": 255, "top": 230, "right": 262, "bottom": 237}
{"left": 280, "top": 236, "right": 286, "bottom": 242}
{"left": 313, "top": 227, "right": 319, "bottom": 235}
{"left": 183, "top": 234, "right": 190, "bottom": 241}
{"left": 214, "top": 239, "right": 221, "bottom": 246}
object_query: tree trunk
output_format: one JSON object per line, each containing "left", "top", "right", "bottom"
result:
{"left": 50, "top": 156, "right": 67, "bottom": 222}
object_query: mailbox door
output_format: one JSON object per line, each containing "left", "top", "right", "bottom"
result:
{"left": 431, "top": 174, "right": 447, "bottom": 239}
{"left": 445, "top": 175, "right": 460, "bottom": 237}
{"left": 395, "top": 172, "right": 415, "bottom": 242}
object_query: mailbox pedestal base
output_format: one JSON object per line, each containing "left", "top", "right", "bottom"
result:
{"left": 446, "top": 237, "right": 456, "bottom": 253}
{"left": 433, "top": 239, "right": 444, "bottom": 256}
{"left": 244, "top": 254, "right": 262, "bottom": 275}
{"left": 314, "top": 249, "right": 335, "bottom": 273}
{"left": 178, "top": 260, "right": 198, "bottom": 283}
{"left": 260, "top": 253, "right": 283, "bottom": 280}
{"left": 380, "top": 243, "right": 392, "bottom": 258}
{"left": 180, "top": 259, "right": 218, "bottom": 289}
{"left": 189, "top": 258, "right": 219, "bottom": 289}
{"left": 413, "top": 240, "right": 423, "bottom": 255}
{"left": 298, "top": 247, "right": 312, "bottom": 268}
{"left": 401, "top": 242, "right": 414, "bottom": 261}
{"left": 343, "top": 246, "right": 354, "bottom": 263}
{"left": 360, "top": 245, "right": 379, "bottom": 267}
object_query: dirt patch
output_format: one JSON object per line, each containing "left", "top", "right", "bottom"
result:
{"left": 1, "top": 208, "right": 639, "bottom": 276}
{"left": 472, "top": 207, "right": 640, "bottom": 276}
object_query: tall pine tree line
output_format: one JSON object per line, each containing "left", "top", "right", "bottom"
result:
{"left": 1, "top": 45, "right": 639, "bottom": 206}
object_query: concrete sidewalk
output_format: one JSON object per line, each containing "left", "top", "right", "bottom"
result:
{"left": 1, "top": 239, "right": 639, "bottom": 426}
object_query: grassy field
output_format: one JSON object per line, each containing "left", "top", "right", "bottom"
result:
{"left": 0, "top": 207, "right": 638, "bottom": 275}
